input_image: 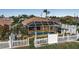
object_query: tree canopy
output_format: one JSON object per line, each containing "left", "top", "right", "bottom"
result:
{"left": 60, "top": 16, "right": 77, "bottom": 25}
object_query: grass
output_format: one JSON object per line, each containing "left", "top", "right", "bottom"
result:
{"left": 38, "top": 42, "right": 79, "bottom": 49}
{"left": 15, "top": 42, "right": 79, "bottom": 49}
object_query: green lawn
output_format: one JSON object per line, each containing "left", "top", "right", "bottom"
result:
{"left": 38, "top": 42, "right": 79, "bottom": 49}
{"left": 16, "top": 42, "right": 79, "bottom": 49}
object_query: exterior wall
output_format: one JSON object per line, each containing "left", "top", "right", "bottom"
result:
{"left": 61, "top": 24, "right": 77, "bottom": 34}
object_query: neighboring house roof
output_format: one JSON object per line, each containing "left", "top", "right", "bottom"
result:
{"left": 22, "top": 17, "right": 60, "bottom": 26}
{"left": 0, "top": 18, "right": 13, "bottom": 26}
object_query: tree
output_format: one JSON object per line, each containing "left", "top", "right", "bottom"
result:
{"left": 60, "top": 16, "right": 77, "bottom": 25}
{"left": 49, "top": 16, "right": 57, "bottom": 19}
{"left": 29, "top": 15, "right": 35, "bottom": 18}
{"left": 0, "top": 25, "right": 10, "bottom": 41}
{"left": 0, "top": 15, "right": 5, "bottom": 18}
{"left": 21, "top": 14, "right": 28, "bottom": 19}
{"left": 10, "top": 16, "right": 19, "bottom": 24}
{"left": 11, "top": 15, "right": 29, "bottom": 24}
{"left": 43, "top": 9, "right": 50, "bottom": 18}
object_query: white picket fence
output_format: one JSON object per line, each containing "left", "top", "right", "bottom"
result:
{"left": 34, "top": 34, "right": 79, "bottom": 47}
{"left": 0, "top": 38, "right": 29, "bottom": 49}
{"left": 9, "top": 39, "right": 29, "bottom": 48}
{"left": 58, "top": 35, "right": 78, "bottom": 43}
{"left": 0, "top": 34, "right": 79, "bottom": 49}
{"left": 34, "top": 38, "right": 48, "bottom": 47}
{"left": 0, "top": 41, "right": 9, "bottom": 49}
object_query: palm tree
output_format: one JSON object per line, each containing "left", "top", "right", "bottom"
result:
{"left": 43, "top": 9, "right": 50, "bottom": 18}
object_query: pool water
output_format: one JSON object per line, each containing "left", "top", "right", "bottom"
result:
{"left": 31, "top": 32, "right": 54, "bottom": 35}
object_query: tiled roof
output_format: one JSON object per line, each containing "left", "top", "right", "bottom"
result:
{"left": 0, "top": 18, "right": 13, "bottom": 26}
{"left": 22, "top": 17, "right": 49, "bottom": 25}
{"left": 22, "top": 17, "right": 61, "bottom": 25}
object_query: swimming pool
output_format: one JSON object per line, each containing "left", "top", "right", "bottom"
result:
{"left": 31, "top": 32, "right": 54, "bottom": 35}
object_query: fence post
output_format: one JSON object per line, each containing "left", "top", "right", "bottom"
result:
{"left": 63, "top": 33, "right": 64, "bottom": 40}
{"left": 27, "top": 37, "right": 29, "bottom": 46}
{"left": 9, "top": 36, "right": 13, "bottom": 48}
{"left": 77, "top": 31, "right": 79, "bottom": 40}
{"left": 8, "top": 33, "right": 15, "bottom": 48}
{"left": 34, "top": 32, "right": 37, "bottom": 47}
{"left": 67, "top": 34, "right": 70, "bottom": 41}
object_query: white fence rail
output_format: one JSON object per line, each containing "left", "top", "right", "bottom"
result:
{"left": 0, "top": 41, "right": 9, "bottom": 49}
{"left": 0, "top": 38, "right": 29, "bottom": 49}
{"left": 34, "top": 38, "right": 48, "bottom": 47}
{"left": 9, "top": 38, "right": 29, "bottom": 48}
{"left": 0, "top": 34, "right": 79, "bottom": 49}
{"left": 12, "top": 39, "right": 29, "bottom": 48}
{"left": 34, "top": 34, "right": 79, "bottom": 47}
{"left": 58, "top": 35, "right": 78, "bottom": 43}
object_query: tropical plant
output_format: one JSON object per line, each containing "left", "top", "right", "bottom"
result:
{"left": 43, "top": 9, "right": 50, "bottom": 18}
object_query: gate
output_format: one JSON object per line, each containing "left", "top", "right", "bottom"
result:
{"left": 9, "top": 38, "right": 29, "bottom": 48}
{"left": 9, "top": 33, "right": 29, "bottom": 48}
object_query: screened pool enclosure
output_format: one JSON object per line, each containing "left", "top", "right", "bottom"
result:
{"left": 25, "top": 20, "right": 61, "bottom": 39}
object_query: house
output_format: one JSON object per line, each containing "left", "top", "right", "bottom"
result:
{"left": 61, "top": 24, "right": 77, "bottom": 34}
{"left": 22, "top": 17, "right": 60, "bottom": 37}
{"left": 22, "top": 17, "right": 78, "bottom": 36}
